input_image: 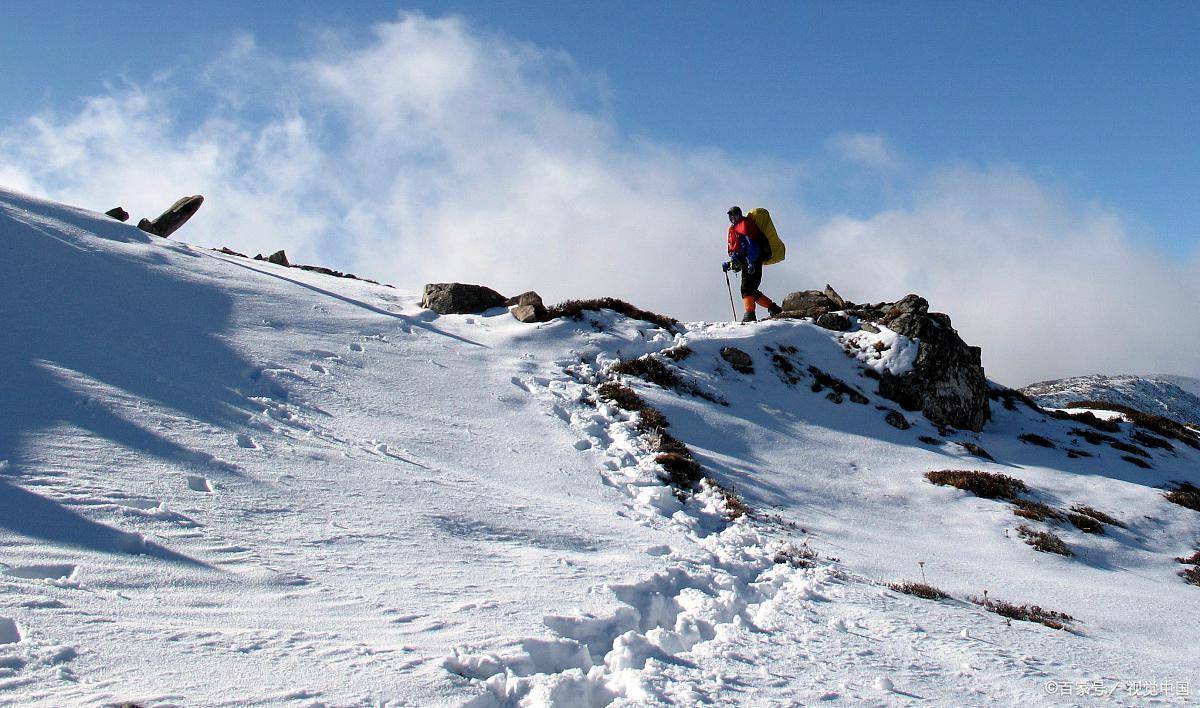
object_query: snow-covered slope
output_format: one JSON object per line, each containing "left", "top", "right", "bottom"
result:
{"left": 1022, "top": 374, "right": 1200, "bottom": 426}
{"left": 2, "top": 188, "right": 1199, "bottom": 706}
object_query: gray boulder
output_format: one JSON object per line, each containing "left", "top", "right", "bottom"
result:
{"left": 505, "top": 291, "right": 544, "bottom": 308}
{"left": 720, "top": 347, "right": 754, "bottom": 374}
{"left": 884, "top": 410, "right": 911, "bottom": 430}
{"left": 267, "top": 250, "right": 290, "bottom": 267}
{"left": 871, "top": 294, "right": 990, "bottom": 431}
{"left": 421, "top": 283, "right": 508, "bottom": 315}
{"left": 510, "top": 304, "right": 545, "bottom": 323}
{"left": 815, "top": 312, "right": 852, "bottom": 331}
{"left": 823, "top": 284, "right": 848, "bottom": 309}
{"left": 779, "top": 290, "right": 838, "bottom": 318}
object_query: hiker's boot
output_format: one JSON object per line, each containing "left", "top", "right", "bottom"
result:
{"left": 741, "top": 310, "right": 757, "bottom": 323}
{"left": 768, "top": 303, "right": 783, "bottom": 317}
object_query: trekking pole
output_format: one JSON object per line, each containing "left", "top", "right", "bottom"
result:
{"left": 724, "top": 271, "right": 737, "bottom": 320}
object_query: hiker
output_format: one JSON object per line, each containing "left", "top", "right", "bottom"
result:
{"left": 723, "top": 206, "right": 782, "bottom": 322}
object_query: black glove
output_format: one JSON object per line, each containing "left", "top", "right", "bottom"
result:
{"left": 729, "top": 258, "right": 744, "bottom": 273}
{"left": 722, "top": 261, "right": 732, "bottom": 272}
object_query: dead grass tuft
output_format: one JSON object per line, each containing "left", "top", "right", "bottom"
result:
{"left": 545, "top": 298, "right": 679, "bottom": 331}
{"left": 926, "top": 470, "right": 1027, "bottom": 500}
{"left": 1012, "top": 499, "right": 1065, "bottom": 523}
{"left": 1069, "top": 505, "right": 1127, "bottom": 529}
{"left": 1121, "top": 455, "right": 1152, "bottom": 469}
{"left": 1017, "top": 525, "right": 1073, "bottom": 556}
{"left": 772, "top": 542, "right": 818, "bottom": 568}
{"left": 968, "top": 595, "right": 1074, "bottom": 630}
{"left": 956, "top": 441, "right": 995, "bottom": 461}
{"left": 1019, "top": 433, "right": 1056, "bottom": 448}
{"left": 661, "top": 345, "right": 693, "bottom": 361}
{"left": 889, "top": 582, "right": 949, "bottom": 600}
{"left": 808, "top": 366, "right": 869, "bottom": 404}
{"left": 1110, "top": 440, "right": 1150, "bottom": 458}
{"left": 611, "top": 357, "right": 724, "bottom": 404}
{"left": 596, "top": 382, "right": 668, "bottom": 433}
{"left": 1046, "top": 408, "right": 1121, "bottom": 433}
{"left": 1066, "top": 400, "right": 1200, "bottom": 449}
{"left": 1164, "top": 481, "right": 1200, "bottom": 512}
{"left": 1066, "top": 512, "right": 1105, "bottom": 535}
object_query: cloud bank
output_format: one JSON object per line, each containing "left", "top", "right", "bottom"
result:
{"left": 1, "top": 12, "right": 1196, "bottom": 386}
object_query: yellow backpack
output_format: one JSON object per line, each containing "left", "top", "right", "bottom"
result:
{"left": 748, "top": 208, "right": 785, "bottom": 266}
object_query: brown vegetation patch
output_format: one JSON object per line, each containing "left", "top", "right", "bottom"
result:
{"left": 661, "top": 345, "right": 693, "bottom": 361}
{"left": 808, "top": 366, "right": 869, "bottom": 404}
{"left": 1121, "top": 455, "right": 1152, "bottom": 469}
{"left": 956, "top": 441, "right": 995, "bottom": 461}
{"left": 918, "top": 435, "right": 942, "bottom": 446}
{"left": 925, "top": 470, "right": 1027, "bottom": 500}
{"left": 1012, "top": 499, "right": 1065, "bottom": 523}
{"left": 597, "top": 382, "right": 667, "bottom": 433}
{"left": 1164, "top": 482, "right": 1200, "bottom": 512}
{"left": 611, "top": 357, "right": 724, "bottom": 404}
{"left": 1066, "top": 513, "right": 1105, "bottom": 535}
{"left": 988, "top": 387, "right": 1043, "bottom": 413}
{"left": 1131, "top": 430, "right": 1173, "bottom": 451}
{"left": 1017, "top": 525, "right": 1073, "bottom": 556}
{"left": 773, "top": 543, "right": 818, "bottom": 568}
{"left": 1065, "top": 400, "right": 1200, "bottom": 449}
{"left": 1019, "top": 433, "right": 1056, "bottom": 448}
{"left": 546, "top": 298, "right": 679, "bottom": 332}
{"left": 1046, "top": 408, "right": 1121, "bottom": 432}
{"left": 889, "top": 582, "right": 949, "bottom": 600}
{"left": 968, "top": 595, "right": 1074, "bottom": 630}
{"left": 1069, "top": 428, "right": 1119, "bottom": 445}
{"left": 1069, "top": 505, "right": 1126, "bottom": 529}
{"left": 1109, "top": 440, "right": 1150, "bottom": 458}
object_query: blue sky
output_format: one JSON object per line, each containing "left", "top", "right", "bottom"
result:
{"left": 3, "top": 1, "right": 1197, "bottom": 255}
{"left": 1, "top": 2, "right": 1198, "bottom": 382}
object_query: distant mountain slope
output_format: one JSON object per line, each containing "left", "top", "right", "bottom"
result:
{"left": 1022, "top": 374, "right": 1200, "bottom": 425}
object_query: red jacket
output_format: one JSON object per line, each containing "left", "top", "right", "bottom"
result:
{"left": 728, "top": 217, "right": 766, "bottom": 263}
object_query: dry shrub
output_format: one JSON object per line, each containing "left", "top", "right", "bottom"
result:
{"left": 1066, "top": 512, "right": 1105, "bottom": 535}
{"left": 1070, "top": 427, "right": 1118, "bottom": 445}
{"left": 988, "top": 387, "right": 1043, "bottom": 413}
{"left": 1065, "top": 448, "right": 1093, "bottom": 458}
{"left": 1069, "top": 505, "right": 1127, "bottom": 529}
{"left": 661, "top": 345, "right": 693, "bottom": 361}
{"left": 1065, "top": 400, "right": 1200, "bottom": 449}
{"left": 545, "top": 298, "right": 679, "bottom": 332}
{"left": 1175, "top": 550, "right": 1200, "bottom": 565}
{"left": 597, "top": 382, "right": 667, "bottom": 433}
{"left": 889, "top": 582, "right": 949, "bottom": 600}
{"left": 655, "top": 452, "right": 704, "bottom": 489}
{"left": 1164, "top": 481, "right": 1200, "bottom": 512}
{"left": 1110, "top": 440, "right": 1150, "bottom": 458}
{"left": 807, "top": 366, "right": 869, "bottom": 404}
{"left": 1046, "top": 408, "right": 1121, "bottom": 432}
{"left": 1181, "top": 566, "right": 1200, "bottom": 586}
{"left": 611, "top": 357, "right": 724, "bottom": 404}
{"left": 1017, "top": 525, "right": 1073, "bottom": 556}
{"left": 1131, "top": 430, "right": 1173, "bottom": 451}
{"left": 968, "top": 595, "right": 1074, "bottom": 630}
{"left": 1012, "top": 499, "right": 1065, "bottom": 523}
{"left": 956, "top": 442, "right": 995, "bottom": 461}
{"left": 926, "top": 470, "right": 1027, "bottom": 500}
{"left": 773, "top": 543, "right": 818, "bottom": 568}
{"left": 918, "top": 435, "right": 942, "bottom": 445}
{"left": 1121, "top": 455, "right": 1152, "bottom": 469}
{"left": 1019, "top": 433, "right": 1056, "bottom": 448}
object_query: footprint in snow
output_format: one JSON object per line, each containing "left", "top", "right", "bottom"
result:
{"left": 236, "top": 434, "right": 260, "bottom": 449}
{"left": 4, "top": 564, "right": 77, "bottom": 582}
{"left": 0, "top": 618, "right": 20, "bottom": 645}
{"left": 310, "top": 363, "right": 328, "bottom": 375}
{"left": 187, "top": 476, "right": 214, "bottom": 493}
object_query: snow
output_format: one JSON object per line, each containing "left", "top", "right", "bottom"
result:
{"left": 1, "top": 187, "right": 1198, "bottom": 706}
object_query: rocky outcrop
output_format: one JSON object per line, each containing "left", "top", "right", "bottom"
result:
{"left": 136, "top": 194, "right": 204, "bottom": 238}
{"left": 104, "top": 207, "right": 129, "bottom": 222}
{"left": 872, "top": 295, "right": 990, "bottom": 431}
{"left": 505, "top": 291, "right": 547, "bottom": 323}
{"left": 776, "top": 287, "right": 991, "bottom": 431}
{"left": 421, "top": 283, "right": 508, "bottom": 315}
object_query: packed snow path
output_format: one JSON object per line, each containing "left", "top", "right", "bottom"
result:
{"left": 0, "top": 188, "right": 1197, "bottom": 706}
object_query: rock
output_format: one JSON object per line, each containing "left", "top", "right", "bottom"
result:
{"left": 267, "top": 250, "right": 290, "bottom": 267}
{"left": 421, "top": 283, "right": 508, "bottom": 315}
{"left": 104, "top": 207, "right": 129, "bottom": 222}
{"left": 885, "top": 410, "right": 911, "bottom": 430}
{"left": 720, "top": 347, "right": 754, "bottom": 374}
{"left": 217, "top": 246, "right": 247, "bottom": 258}
{"left": 873, "top": 294, "right": 991, "bottom": 432}
{"left": 815, "top": 312, "right": 851, "bottom": 331}
{"left": 137, "top": 194, "right": 204, "bottom": 238}
{"left": 823, "top": 284, "right": 848, "bottom": 309}
{"left": 505, "top": 291, "right": 544, "bottom": 308}
{"left": 860, "top": 322, "right": 881, "bottom": 334}
{"left": 510, "top": 304, "right": 545, "bottom": 323}
{"left": 779, "top": 290, "right": 838, "bottom": 318}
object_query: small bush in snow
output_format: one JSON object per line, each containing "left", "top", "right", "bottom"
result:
{"left": 1017, "top": 525, "right": 1073, "bottom": 556}
{"left": 596, "top": 382, "right": 667, "bottom": 433}
{"left": 1164, "top": 482, "right": 1200, "bottom": 512}
{"left": 1066, "top": 400, "right": 1200, "bottom": 450}
{"left": 1069, "top": 427, "right": 1119, "bottom": 446}
{"left": 611, "top": 357, "right": 724, "bottom": 404}
{"left": 1181, "top": 566, "right": 1200, "bottom": 586}
{"left": 1046, "top": 408, "right": 1121, "bottom": 433}
{"left": 1066, "top": 512, "right": 1105, "bottom": 535}
{"left": 1018, "top": 433, "right": 1056, "bottom": 448}
{"left": 1121, "top": 455, "right": 1152, "bottom": 469}
{"left": 545, "top": 298, "right": 679, "bottom": 332}
{"left": 808, "top": 366, "right": 869, "bottom": 404}
{"left": 1110, "top": 440, "right": 1150, "bottom": 458}
{"left": 968, "top": 595, "right": 1074, "bottom": 630}
{"left": 918, "top": 435, "right": 942, "bottom": 446}
{"left": 772, "top": 542, "right": 818, "bottom": 568}
{"left": 654, "top": 452, "right": 705, "bottom": 489}
{"left": 925, "top": 470, "right": 1027, "bottom": 500}
{"left": 1011, "top": 499, "right": 1065, "bottom": 523}
{"left": 1069, "top": 505, "right": 1126, "bottom": 529}
{"left": 988, "top": 386, "right": 1043, "bottom": 413}
{"left": 1131, "top": 430, "right": 1174, "bottom": 451}
{"left": 889, "top": 582, "right": 949, "bottom": 600}
{"left": 955, "top": 442, "right": 995, "bottom": 461}
{"left": 661, "top": 344, "right": 693, "bottom": 361}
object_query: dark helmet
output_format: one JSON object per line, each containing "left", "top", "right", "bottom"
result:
{"left": 727, "top": 206, "right": 743, "bottom": 217}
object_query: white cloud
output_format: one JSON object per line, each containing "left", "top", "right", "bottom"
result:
{"left": 826, "top": 131, "right": 902, "bottom": 169}
{"left": 0, "top": 12, "right": 1196, "bottom": 386}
